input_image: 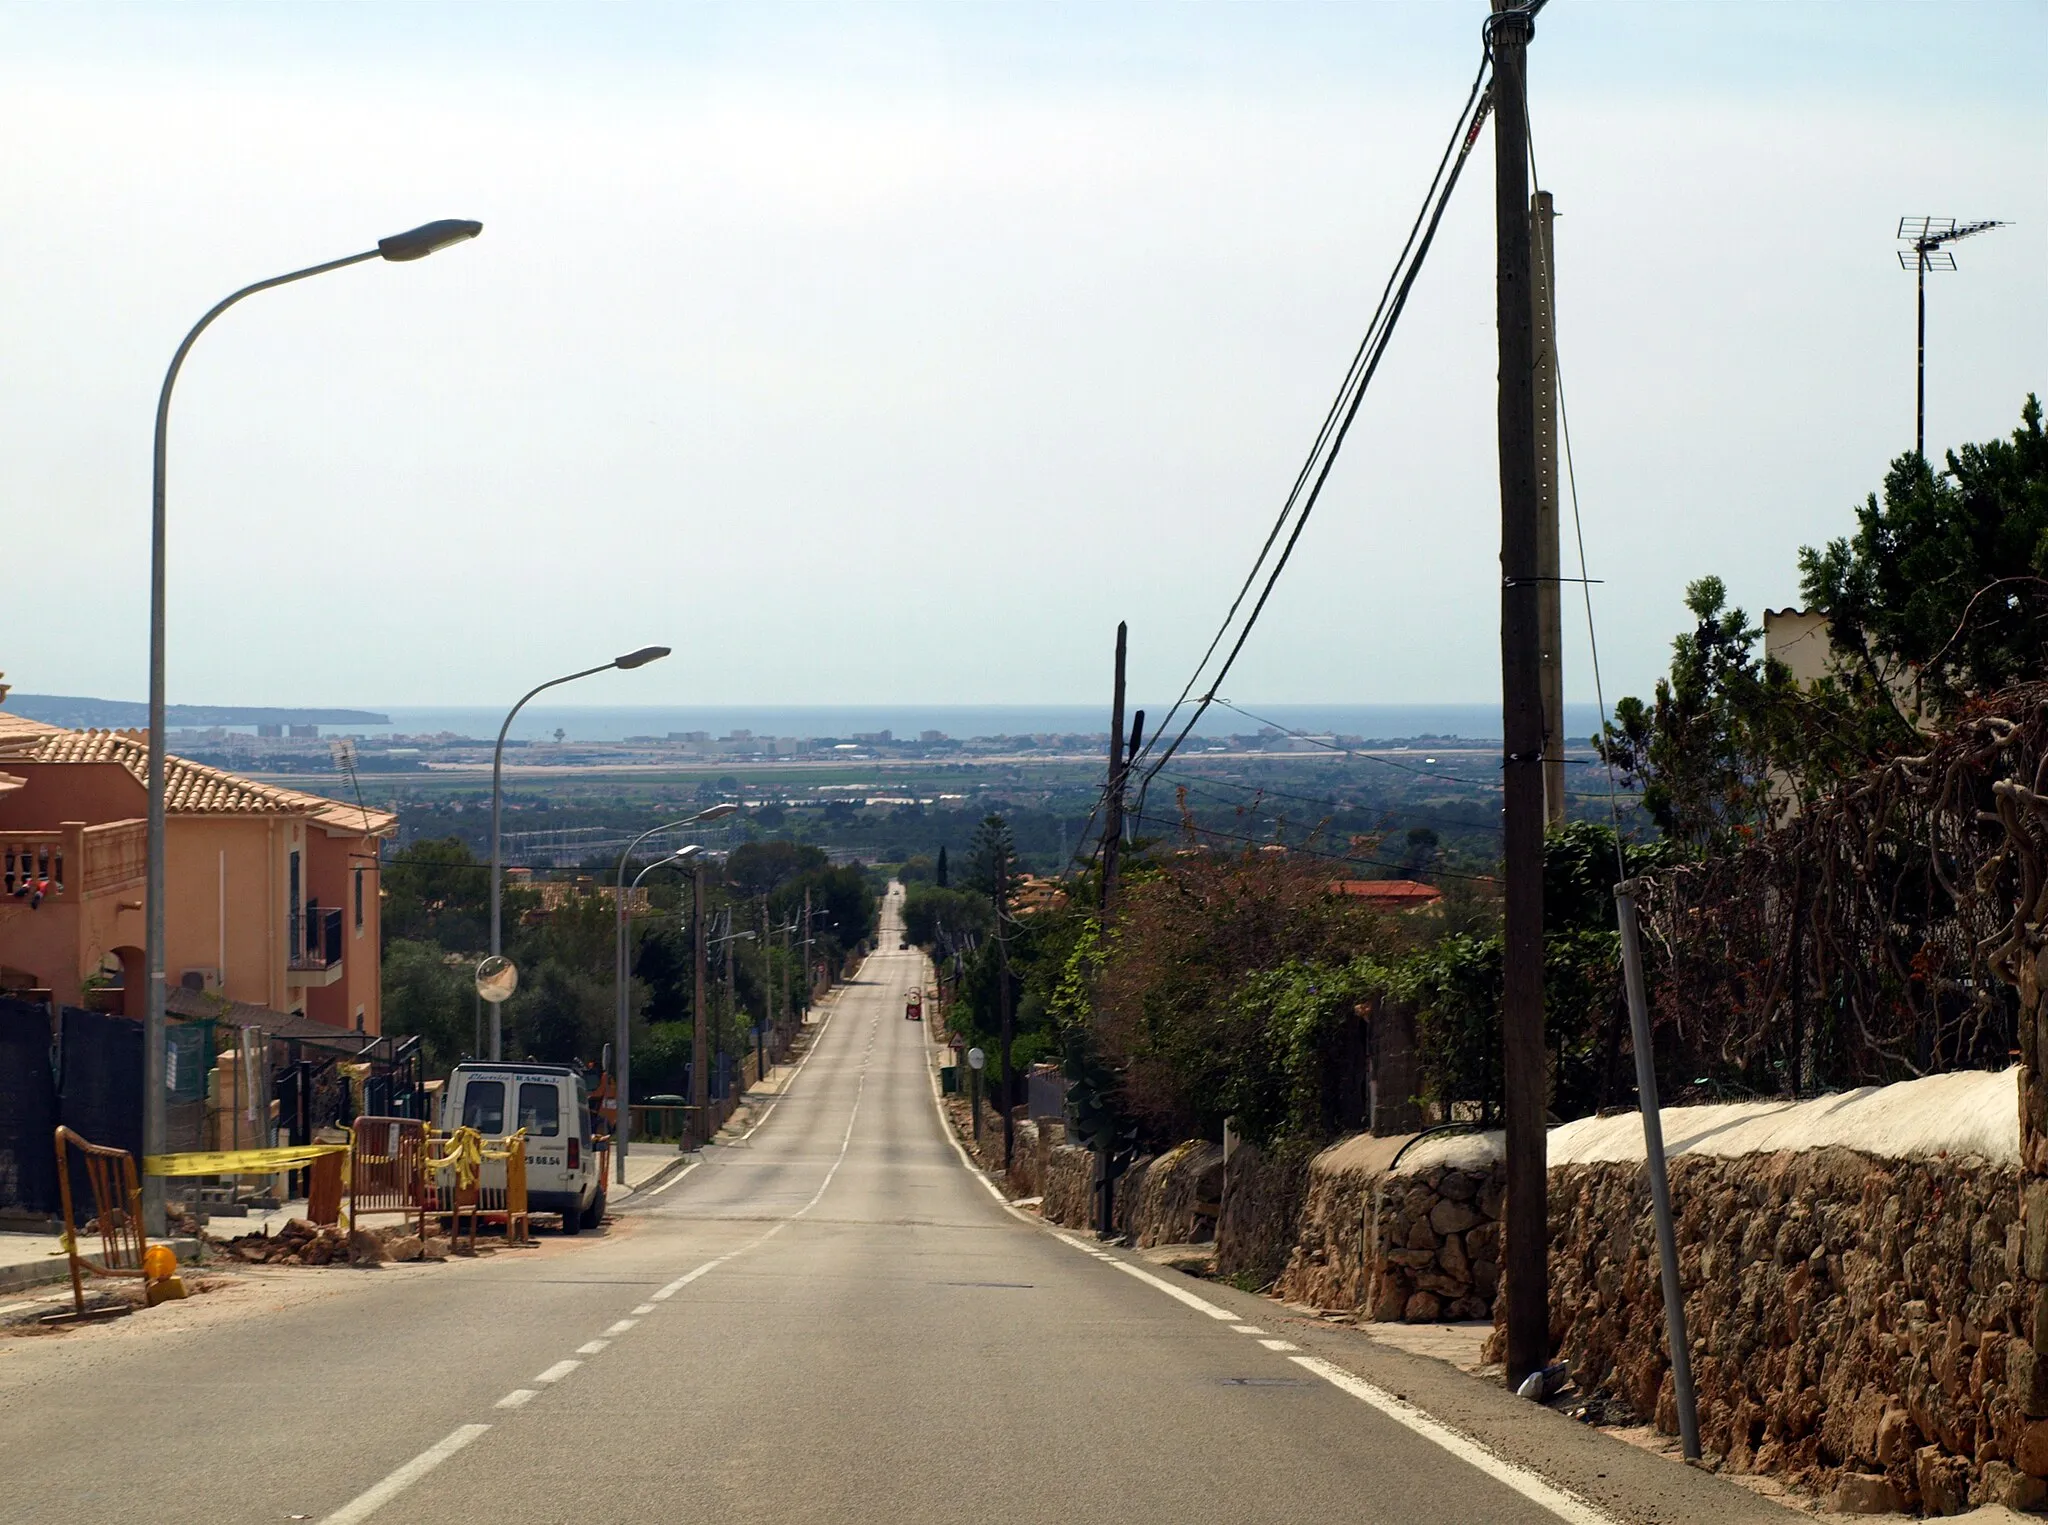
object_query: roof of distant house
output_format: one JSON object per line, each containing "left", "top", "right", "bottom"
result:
{"left": 167, "top": 985, "right": 372, "bottom": 1045}
{"left": 0, "top": 724, "right": 394, "bottom": 835}
{"left": 1329, "top": 878, "right": 1443, "bottom": 908}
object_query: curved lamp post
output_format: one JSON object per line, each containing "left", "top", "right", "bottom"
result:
{"left": 144, "top": 219, "right": 482, "bottom": 1234}
{"left": 486, "top": 644, "right": 669, "bottom": 1058}
{"left": 612, "top": 803, "right": 736, "bottom": 1179}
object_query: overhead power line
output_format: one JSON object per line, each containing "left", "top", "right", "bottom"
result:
{"left": 1133, "top": 47, "right": 1497, "bottom": 810}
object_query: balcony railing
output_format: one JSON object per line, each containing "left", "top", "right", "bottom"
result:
{"left": 289, "top": 905, "right": 344, "bottom": 971}
{"left": 2, "top": 820, "right": 147, "bottom": 907}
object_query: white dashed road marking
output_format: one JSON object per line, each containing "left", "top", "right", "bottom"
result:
{"left": 532, "top": 1360, "right": 580, "bottom": 1384}
{"left": 493, "top": 1390, "right": 537, "bottom": 1410}
{"left": 317, "top": 1424, "right": 490, "bottom": 1525}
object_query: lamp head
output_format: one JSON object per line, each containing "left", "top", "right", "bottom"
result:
{"left": 614, "top": 646, "right": 671, "bottom": 670}
{"left": 378, "top": 219, "right": 483, "bottom": 262}
{"left": 669, "top": 845, "right": 704, "bottom": 864}
{"left": 691, "top": 803, "right": 738, "bottom": 824}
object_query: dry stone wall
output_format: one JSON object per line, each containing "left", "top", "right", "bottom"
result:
{"left": 1216, "top": 1138, "right": 1316, "bottom": 1287}
{"left": 1275, "top": 1131, "right": 1504, "bottom": 1321}
{"left": 1538, "top": 1148, "right": 2036, "bottom": 1514}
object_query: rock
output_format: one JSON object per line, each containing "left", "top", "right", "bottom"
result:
{"left": 1916, "top": 1444, "right": 1970, "bottom": 1516}
{"left": 421, "top": 1237, "right": 450, "bottom": 1262}
{"left": 1875, "top": 1406, "right": 1914, "bottom": 1467}
{"left": 1438, "top": 1233, "right": 1469, "bottom": 1277}
{"left": 388, "top": 1235, "right": 424, "bottom": 1263}
{"left": 1437, "top": 1170, "right": 1477, "bottom": 1203}
{"left": 2012, "top": 1340, "right": 2048, "bottom": 1417}
{"left": 1403, "top": 1290, "right": 1442, "bottom": 1322}
{"left": 1405, "top": 1217, "right": 1437, "bottom": 1252}
{"left": 1979, "top": 1460, "right": 2048, "bottom": 1511}
{"left": 1429, "top": 1199, "right": 1482, "bottom": 1236}
{"left": 1829, "top": 1472, "right": 1903, "bottom": 1514}
{"left": 346, "top": 1229, "right": 390, "bottom": 1267}
{"left": 2016, "top": 1419, "right": 2048, "bottom": 1478}
{"left": 1386, "top": 1248, "right": 1436, "bottom": 1270}
{"left": 1473, "top": 1259, "right": 1500, "bottom": 1297}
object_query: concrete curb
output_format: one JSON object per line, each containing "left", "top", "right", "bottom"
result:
{"left": 0, "top": 1236, "right": 203, "bottom": 1297}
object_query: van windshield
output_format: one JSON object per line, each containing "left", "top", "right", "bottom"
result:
{"left": 460, "top": 1080, "right": 506, "bottom": 1134}
{"left": 519, "top": 1082, "right": 561, "bottom": 1137}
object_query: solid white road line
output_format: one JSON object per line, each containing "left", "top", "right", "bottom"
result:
{"left": 577, "top": 1340, "right": 610, "bottom": 1354}
{"left": 532, "top": 1360, "right": 581, "bottom": 1384}
{"left": 493, "top": 1390, "right": 537, "bottom": 1410}
{"left": 317, "top": 1424, "right": 490, "bottom": 1525}
{"left": 646, "top": 1159, "right": 702, "bottom": 1196}
{"left": 1290, "top": 1357, "right": 1618, "bottom": 1525}
{"left": 1104, "top": 1257, "right": 1239, "bottom": 1320}
{"left": 926, "top": 1003, "right": 1618, "bottom": 1525}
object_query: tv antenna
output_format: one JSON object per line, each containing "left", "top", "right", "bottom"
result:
{"left": 1898, "top": 216, "right": 2008, "bottom": 458}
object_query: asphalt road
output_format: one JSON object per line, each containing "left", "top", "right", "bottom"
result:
{"left": 0, "top": 887, "right": 1791, "bottom": 1525}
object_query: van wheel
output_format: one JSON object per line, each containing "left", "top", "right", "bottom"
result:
{"left": 581, "top": 1190, "right": 606, "bottom": 1229}
{"left": 558, "top": 1208, "right": 581, "bottom": 1236}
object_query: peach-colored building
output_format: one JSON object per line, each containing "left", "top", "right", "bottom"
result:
{"left": 0, "top": 710, "right": 394, "bottom": 1033}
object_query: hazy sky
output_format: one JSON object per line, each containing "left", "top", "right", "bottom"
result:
{"left": 2, "top": 2, "right": 2039, "bottom": 715}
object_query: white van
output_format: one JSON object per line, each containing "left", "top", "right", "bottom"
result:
{"left": 441, "top": 1062, "right": 604, "bottom": 1232}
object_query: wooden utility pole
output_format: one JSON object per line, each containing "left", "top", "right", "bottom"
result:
{"left": 1101, "top": 622, "right": 1128, "bottom": 917}
{"left": 690, "top": 865, "right": 709, "bottom": 1134}
{"left": 994, "top": 846, "right": 1016, "bottom": 1174}
{"left": 1532, "top": 188, "right": 1566, "bottom": 829}
{"left": 1492, "top": 0, "right": 1550, "bottom": 1392}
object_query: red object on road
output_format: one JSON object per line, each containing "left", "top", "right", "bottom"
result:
{"left": 905, "top": 991, "right": 923, "bottom": 1021}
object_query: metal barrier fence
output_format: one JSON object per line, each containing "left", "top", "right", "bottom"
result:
{"left": 50, "top": 1125, "right": 148, "bottom": 1323}
{"left": 432, "top": 1128, "right": 531, "bottom": 1250}
{"left": 347, "top": 1116, "right": 429, "bottom": 1234}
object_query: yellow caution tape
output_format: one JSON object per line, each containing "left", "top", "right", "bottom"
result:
{"left": 426, "top": 1126, "right": 484, "bottom": 1189}
{"left": 142, "top": 1144, "right": 348, "bottom": 1177}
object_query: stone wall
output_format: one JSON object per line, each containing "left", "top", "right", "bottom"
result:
{"left": 1038, "top": 1141, "right": 1218, "bottom": 1245}
{"left": 1488, "top": 1069, "right": 2045, "bottom": 1515}
{"left": 1132, "top": 1141, "right": 1222, "bottom": 1247}
{"left": 1042, "top": 1144, "right": 1094, "bottom": 1227}
{"left": 1216, "top": 1138, "right": 1316, "bottom": 1287}
{"left": 1274, "top": 1131, "right": 1503, "bottom": 1321}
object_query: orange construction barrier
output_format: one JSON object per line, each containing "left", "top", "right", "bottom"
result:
{"left": 49, "top": 1126, "right": 151, "bottom": 1323}
{"left": 347, "top": 1116, "right": 429, "bottom": 1234}
{"left": 307, "top": 1149, "right": 344, "bottom": 1227}
{"left": 433, "top": 1127, "right": 531, "bottom": 1250}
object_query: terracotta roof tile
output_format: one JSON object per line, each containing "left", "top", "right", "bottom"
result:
{"left": 1330, "top": 878, "right": 1444, "bottom": 906}
{"left": 10, "top": 727, "right": 395, "bottom": 835}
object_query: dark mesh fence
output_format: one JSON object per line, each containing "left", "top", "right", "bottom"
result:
{"left": 0, "top": 997, "right": 59, "bottom": 1215}
{"left": 56, "top": 1005, "right": 143, "bottom": 1162}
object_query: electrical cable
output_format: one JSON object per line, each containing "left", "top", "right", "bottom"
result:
{"left": 1124, "top": 807, "right": 1496, "bottom": 884}
{"left": 1157, "top": 769, "right": 1508, "bottom": 840}
{"left": 1203, "top": 697, "right": 1634, "bottom": 802}
{"left": 1132, "top": 47, "right": 1497, "bottom": 814}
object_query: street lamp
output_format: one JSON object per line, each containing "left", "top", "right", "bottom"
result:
{"left": 143, "top": 219, "right": 482, "bottom": 1234}
{"left": 612, "top": 803, "right": 736, "bottom": 1180}
{"left": 486, "top": 645, "right": 670, "bottom": 1059}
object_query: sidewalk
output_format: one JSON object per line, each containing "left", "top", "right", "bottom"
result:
{"left": 0, "top": 1229, "right": 205, "bottom": 1308}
